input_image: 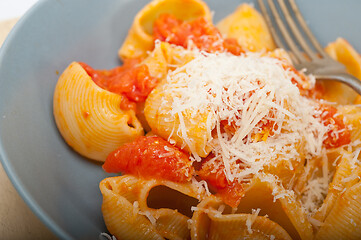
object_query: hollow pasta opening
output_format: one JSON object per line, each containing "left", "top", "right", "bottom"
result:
{"left": 147, "top": 185, "right": 199, "bottom": 218}
{"left": 233, "top": 182, "right": 301, "bottom": 240}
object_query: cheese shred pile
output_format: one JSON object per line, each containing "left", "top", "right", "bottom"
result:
{"left": 164, "top": 52, "right": 328, "bottom": 182}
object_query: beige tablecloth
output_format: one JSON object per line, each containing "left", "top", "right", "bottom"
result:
{"left": 0, "top": 18, "right": 58, "bottom": 240}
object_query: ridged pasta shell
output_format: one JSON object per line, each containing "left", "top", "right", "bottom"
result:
{"left": 235, "top": 175, "right": 313, "bottom": 240}
{"left": 292, "top": 156, "right": 320, "bottom": 197}
{"left": 99, "top": 177, "right": 164, "bottom": 240}
{"left": 325, "top": 38, "right": 361, "bottom": 80}
{"left": 190, "top": 197, "right": 292, "bottom": 240}
{"left": 338, "top": 105, "right": 361, "bottom": 142}
{"left": 313, "top": 149, "right": 357, "bottom": 222}
{"left": 136, "top": 42, "right": 196, "bottom": 135}
{"left": 209, "top": 213, "right": 292, "bottom": 240}
{"left": 144, "top": 84, "right": 215, "bottom": 157}
{"left": 152, "top": 208, "right": 191, "bottom": 240}
{"left": 315, "top": 180, "right": 361, "bottom": 240}
{"left": 216, "top": 4, "right": 276, "bottom": 52}
{"left": 100, "top": 175, "right": 206, "bottom": 240}
{"left": 142, "top": 41, "right": 195, "bottom": 81}
{"left": 53, "top": 62, "right": 143, "bottom": 162}
{"left": 190, "top": 196, "right": 218, "bottom": 240}
{"left": 137, "top": 178, "right": 204, "bottom": 217}
{"left": 293, "top": 148, "right": 344, "bottom": 198}
{"left": 140, "top": 179, "right": 203, "bottom": 240}
{"left": 263, "top": 151, "right": 305, "bottom": 190}
{"left": 143, "top": 43, "right": 213, "bottom": 158}
{"left": 118, "top": 0, "right": 212, "bottom": 59}
{"left": 320, "top": 38, "right": 361, "bottom": 104}
{"left": 142, "top": 42, "right": 169, "bottom": 81}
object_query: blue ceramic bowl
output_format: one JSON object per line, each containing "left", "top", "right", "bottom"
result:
{"left": 0, "top": 0, "right": 360, "bottom": 239}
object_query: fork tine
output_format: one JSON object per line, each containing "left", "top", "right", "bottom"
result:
{"left": 257, "top": 0, "right": 286, "bottom": 49}
{"left": 258, "top": 0, "right": 299, "bottom": 63}
{"left": 266, "top": 0, "right": 306, "bottom": 63}
{"left": 277, "top": 0, "right": 318, "bottom": 60}
{"left": 288, "top": 0, "right": 329, "bottom": 58}
{"left": 262, "top": 0, "right": 306, "bottom": 64}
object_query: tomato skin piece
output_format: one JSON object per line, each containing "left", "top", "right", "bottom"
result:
{"left": 319, "top": 104, "right": 351, "bottom": 148}
{"left": 223, "top": 38, "right": 244, "bottom": 56}
{"left": 103, "top": 136, "right": 194, "bottom": 183}
{"left": 79, "top": 60, "right": 159, "bottom": 110}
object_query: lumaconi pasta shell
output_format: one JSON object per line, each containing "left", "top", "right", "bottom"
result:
{"left": 142, "top": 41, "right": 195, "bottom": 81}
{"left": 53, "top": 62, "right": 143, "bottom": 162}
{"left": 315, "top": 180, "right": 361, "bottom": 240}
{"left": 144, "top": 84, "right": 215, "bottom": 157}
{"left": 338, "top": 105, "right": 361, "bottom": 142}
{"left": 139, "top": 179, "right": 202, "bottom": 240}
{"left": 137, "top": 178, "right": 203, "bottom": 216}
{"left": 190, "top": 196, "right": 218, "bottom": 240}
{"left": 208, "top": 213, "right": 292, "bottom": 240}
{"left": 99, "top": 177, "right": 164, "bottom": 240}
{"left": 321, "top": 38, "right": 361, "bottom": 104}
{"left": 190, "top": 197, "right": 292, "bottom": 240}
{"left": 263, "top": 144, "right": 306, "bottom": 190}
{"left": 235, "top": 175, "right": 313, "bottom": 240}
{"left": 313, "top": 149, "right": 359, "bottom": 223}
{"left": 144, "top": 45, "right": 214, "bottom": 157}
{"left": 152, "top": 209, "right": 191, "bottom": 240}
{"left": 325, "top": 38, "right": 361, "bottom": 80}
{"left": 216, "top": 4, "right": 276, "bottom": 52}
{"left": 293, "top": 148, "right": 345, "bottom": 199}
{"left": 133, "top": 42, "right": 196, "bottom": 134}
{"left": 142, "top": 42, "right": 169, "bottom": 81}
{"left": 292, "top": 155, "right": 320, "bottom": 198}
{"left": 118, "top": 0, "right": 212, "bottom": 59}
{"left": 100, "top": 175, "right": 205, "bottom": 240}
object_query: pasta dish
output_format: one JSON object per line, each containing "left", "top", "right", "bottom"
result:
{"left": 53, "top": 0, "right": 361, "bottom": 239}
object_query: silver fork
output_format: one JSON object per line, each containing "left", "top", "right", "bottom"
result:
{"left": 258, "top": 0, "right": 361, "bottom": 95}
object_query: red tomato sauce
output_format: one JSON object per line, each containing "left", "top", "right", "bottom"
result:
{"left": 79, "top": 59, "right": 158, "bottom": 110}
{"left": 153, "top": 14, "right": 244, "bottom": 55}
{"left": 319, "top": 104, "right": 351, "bottom": 148}
{"left": 197, "top": 157, "right": 244, "bottom": 208}
{"left": 103, "top": 136, "right": 194, "bottom": 183}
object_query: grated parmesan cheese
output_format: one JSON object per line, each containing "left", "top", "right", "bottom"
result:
{"left": 162, "top": 51, "right": 328, "bottom": 183}
{"left": 246, "top": 208, "right": 261, "bottom": 234}
{"left": 191, "top": 177, "right": 211, "bottom": 199}
{"left": 133, "top": 201, "right": 157, "bottom": 225}
{"left": 300, "top": 151, "right": 331, "bottom": 214}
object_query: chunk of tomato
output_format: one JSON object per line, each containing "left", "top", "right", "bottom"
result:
{"left": 103, "top": 136, "right": 194, "bottom": 182}
{"left": 153, "top": 14, "right": 244, "bottom": 55}
{"left": 79, "top": 59, "right": 159, "bottom": 110}
{"left": 319, "top": 104, "right": 351, "bottom": 148}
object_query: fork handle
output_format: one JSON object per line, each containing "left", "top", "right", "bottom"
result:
{"left": 315, "top": 73, "right": 361, "bottom": 96}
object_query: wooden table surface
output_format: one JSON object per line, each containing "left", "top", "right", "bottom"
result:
{"left": 0, "top": 18, "right": 58, "bottom": 240}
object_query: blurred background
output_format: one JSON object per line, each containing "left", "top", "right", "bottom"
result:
{"left": 0, "top": 0, "right": 38, "bottom": 21}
